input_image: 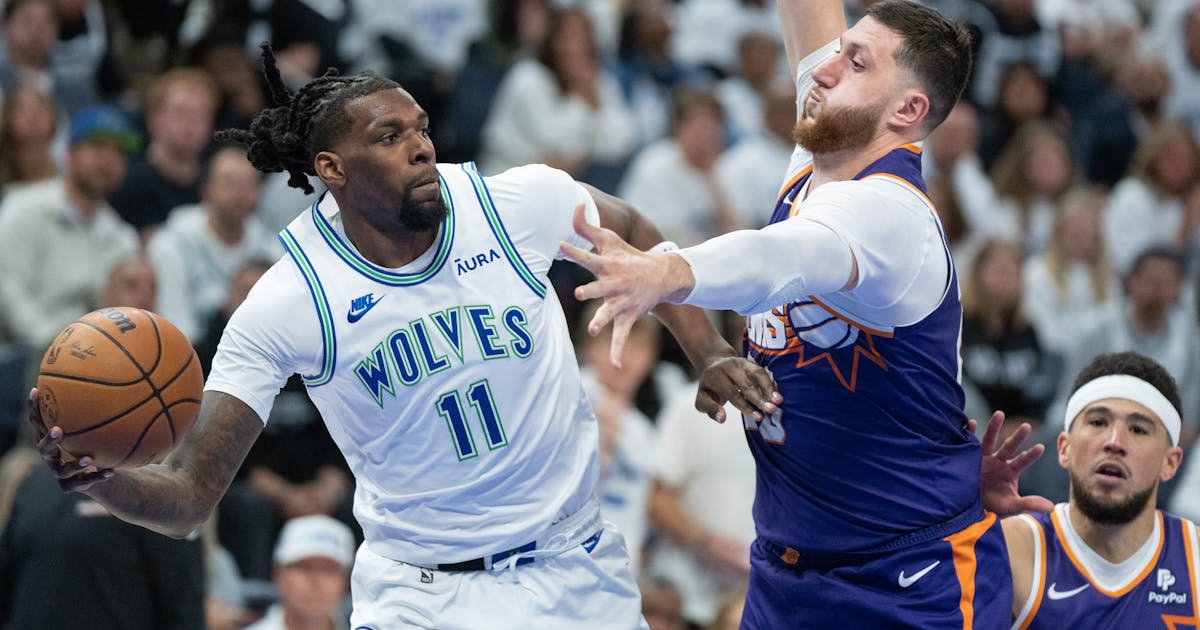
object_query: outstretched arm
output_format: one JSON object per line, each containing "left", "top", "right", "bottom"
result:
{"left": 778, "top": 0, "right": 846, "bottom": 81}
{"left": 30, "top": 389, "right": 263, "bottom": 538}
{"left": 583, "top": 185, "right": 781, "bottom": 422}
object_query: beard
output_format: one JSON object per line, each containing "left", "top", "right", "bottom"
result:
{"left": 398, "top": 184, "right": 449, "bottom": 231}
{"left": 793, "top": 95, "right": 888, "bottom": 155}
{"left": 1070, "top": 474, "right": 1157, "bottom": 525}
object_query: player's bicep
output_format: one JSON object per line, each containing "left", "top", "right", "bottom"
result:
{"left": 778, "top": 0, "right": 846, "bottom": 80}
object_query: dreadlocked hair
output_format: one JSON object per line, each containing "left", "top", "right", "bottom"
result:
{"left": 214, "top": 42, "right": 401, "bottom": 194}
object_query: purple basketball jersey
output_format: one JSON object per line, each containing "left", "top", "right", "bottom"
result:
{"left": 745, "top": 145, "right": 977, "bottom": 554}
{"left": 1016, "top": 508, "right": 1200, "bottom": 629}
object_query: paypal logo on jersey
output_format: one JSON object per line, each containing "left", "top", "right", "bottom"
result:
{"left": 348, "top": 293, "right": 382, "bottom": 323}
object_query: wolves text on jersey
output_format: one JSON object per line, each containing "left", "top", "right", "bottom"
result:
{"left": 354, "top": 304, "right": 533, "bottom": 407}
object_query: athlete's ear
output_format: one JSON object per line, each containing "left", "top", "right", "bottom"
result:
{"left": 1160, "top": 446, "right": 1183, "bottom": 482}
{"left": 891, "top": 89, "right": 929, "bottom": 131}
{"left": 1056, "top": 432, "right": 1070, "bottom": 469}
{"left": 315, "top": 150, "right": 345, "bottom": 189}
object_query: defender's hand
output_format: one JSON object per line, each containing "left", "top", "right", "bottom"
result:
{"left": 696, "top": 356, "right": 782, "bottom": 423}
{"left": 560, "top": 205, "right": 693, "bottom": 368}
{"left": 28, "top": 388, "right": 113, "bottom": 491}
{"left": 974, "top": 410, "right": 1054, "bottom": 517}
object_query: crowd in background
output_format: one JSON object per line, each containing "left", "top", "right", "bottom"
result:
{"left": 0, "top": 0, "right": 1199, "bottom": 628}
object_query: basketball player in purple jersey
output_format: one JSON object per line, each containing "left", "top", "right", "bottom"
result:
{"left": 562, "top": 0, "right": 1036, "bottom": 627}
{"left": 1003, "top": 352, "right": 1199, "bottom": 629}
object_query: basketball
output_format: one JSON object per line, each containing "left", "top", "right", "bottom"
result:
{"left": 35, "top": 307, "right": 204, "bottom": 469}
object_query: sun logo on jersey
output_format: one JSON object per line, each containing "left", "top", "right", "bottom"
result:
{"left": 747, "top": 297, "right": 889, "bottom": 392}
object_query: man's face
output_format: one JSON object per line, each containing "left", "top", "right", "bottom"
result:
{"left": 67, "top": 139, "right": 127, "bottom": 199}
{"left": 1059, "top": 397, "right": 1180, "bottom": 524}
{"left": 331, "top": 88, "right": 447, "bottom": 232}
{"left": 795, "top": 17, "right": 906, "bottom": 155}
{"left": 3, "top": 1, "right": 57, "bottom": 64}
{"left": 1125, "top": 257, "right": 1182, "bottom": 318}
{"left": 203, "top": 149, "right": 261, "bottom": 225}
{"left": 275, "top": 557, "right": 348, "bottom": 623}
{"left": 149, "top": 83, "right": 216, "bottom": 157}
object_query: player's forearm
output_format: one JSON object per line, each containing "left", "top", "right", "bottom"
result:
{"left": 677, "top": 219, "right": 854, "bottom": 315}
{"left": 87, "top": 391, "right": 263, "bottom": 538}
{"left": 83, "top": 464, "right": 214, "bottom": 538}
{"left": 777, "top": 0, "right": 846, "bottom": 79}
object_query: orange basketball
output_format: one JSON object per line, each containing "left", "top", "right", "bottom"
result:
{"left": 36, "top": 307, "right": 204, "bottom": 469}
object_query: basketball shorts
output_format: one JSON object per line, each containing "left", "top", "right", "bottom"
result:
{"left": 742, "top": 511, "right": 1012, "bottom": 629}
{"left": 348, "top": 502, "right": 648, "bottom": 630}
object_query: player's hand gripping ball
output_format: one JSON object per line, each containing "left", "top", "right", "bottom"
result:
{"left": 36, "top": 307, "right": 203, "bottom": 469}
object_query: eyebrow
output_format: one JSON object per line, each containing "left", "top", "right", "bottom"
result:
{"left": 371, "top": 112, "right": 429, "bottom": 130}
{"left": 1083, "top": 405, "right": 1159, "bottom": 428}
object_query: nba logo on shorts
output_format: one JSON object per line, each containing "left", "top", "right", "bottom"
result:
{"left": 1157, "top": 569, "right": 1175, "bottom": 591}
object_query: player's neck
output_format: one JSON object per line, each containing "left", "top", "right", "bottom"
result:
{"left": 1067, "top": 500, "right": 1158, "bottom": 564}
{"left": 337, "top": 197, "right": 437, "bottom": 269}
{"left": 807, "top": 135, "right": 909, "bottom": 195}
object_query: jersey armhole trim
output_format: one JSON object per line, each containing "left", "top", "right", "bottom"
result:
{"left": 1013, "top": 514, "right": 1046, "bottom": 630}
{"left": 461, "top": 162, "right": 547, "bottom": 299}
{"left": 279, "top": 229, "right": 336, "bottom": 386}
{"left": 1183, "top": 518, "right": 1200, "bottom": 624}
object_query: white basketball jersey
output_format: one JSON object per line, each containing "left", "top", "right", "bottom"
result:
{"left": 253, "top": 163, "right": 599, "bottom": 565}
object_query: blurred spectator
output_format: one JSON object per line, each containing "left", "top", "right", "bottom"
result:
{"left": 1171, "top": 446, "right": 1200, "bottom": 521}
{"left": 244, "top": 515, "right": 354, "bottom": 630}
{"left": 1062, "top": 247, "right": 1200, "bottom": 449}
{"left": 620, "top": 89, "right": 737, "bottom": 247}
{"left": 439, "top": 0, "right": 552, "bottom": 164}
{"left": 1070, "top": 51, "right": 1169, "bottom": 187}
{"left": 354, "top": 0, "right": 484, "bottom": 159}
{"left": 480, "top": 7, "right": 635, "bottom": 185}
{"left": 1102, "top": 120, "right": 1200, "bottom": 274}
{"left": 109, "top": 67, "right": 219, "bottom": 234}
{"left": 960, "top": 239, "right": 1058, "bottom": 425}
{"left": 639, "top": 575, "right": 687, "bottom": 630}
{"left": 971, "top": 0, "right": 1061, "bottom": 112}
{"left": 203, "top": 516, "right": 256, "bottom": 630}
{"left": 923, "top": 102, "right": 986, "bottom": 269}
{"left": 715, "top": 31, "right": 781, "bottom": 144}
{"left": 187, "top": 25, "right": 269, "bottom": 132}
{"left": 99, "top": 255, "right": 157, "bottom": 311}
{"left": 1147, "top": 2, "right": 1200, "bottom": 137}
{"left": 580, "top": 306, "right": 664, "bottom": 572}
{"left": 964, "top": 121, "right": 1077, "bottom": 256}
{"left": 0, "top": 463, "right": 205, "bottom": 629}
{"left": 705, "top": 589, "right": 747, "bottom": 630}
{"left": 1022, "top": 188, "right": 1119, "bottom": 358}
{"left": 615, "top": 0, "right": 704, "bottom": 147}
{"left": 978, "top": 61, "right": 1057, "bottom": 169}
{"left": 0, "top": 104, "right": 138, "bottom": 351}
{"left": 670, "top": 0, "right": 777, "bottom": 78}
{"left": 0, "top": 0, "right": 96, "bottom": 115}
{"left": 715, "top": 85, "right": 795, "bottom": 230}
{"left": 235, "top": 0, "right": 359, "bottom": 82}
{"left": 646, "top": 387, "right": 753, "bottom": 627}
{"left": 147, "top": 145, "right": 276, "bottom": 342}
{"left": 0, "top": 84, "right": 58, "bottom": 195}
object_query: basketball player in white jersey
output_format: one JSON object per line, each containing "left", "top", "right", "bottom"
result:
{"left": 26, "top": 45, "right": 780, "bottom": 629}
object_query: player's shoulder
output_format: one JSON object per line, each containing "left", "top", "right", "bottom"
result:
{"left": 237, "top": 255, "right": 310, "bottom": 315}
{"left": 480, "top": 163, "right": 581, "bottom": 207}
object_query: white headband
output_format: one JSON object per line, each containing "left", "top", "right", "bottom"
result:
{"left": 1064, "top": 374, "right": 1181, "bottom": 446}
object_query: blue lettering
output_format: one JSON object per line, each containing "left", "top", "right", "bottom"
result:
{"left": 411, "top": 319, "right": 451, "bottom": 375}
{"left": 431, "top": 308, "right": 464, "bottom": 361}
{"left": 387, "top": 329, "right": 422, "bottom": 385}
{"left": 354, "top": 343, "right": 394, "bottom": 407}
{"left": 502, "top": 307, "right": 533, "bottom": 357}
{"left": 466, "top": 305, "right": 508, "bottom": 359}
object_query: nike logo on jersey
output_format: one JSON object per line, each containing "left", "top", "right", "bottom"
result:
{"left": 1046, "top": 583, "right": 1090, "bottom": 600}
{"left": 347, "top": 293, "right": 382, "bottom": 323}
{"left": 898, "top": 560, "right": 939, "bottom": 588}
